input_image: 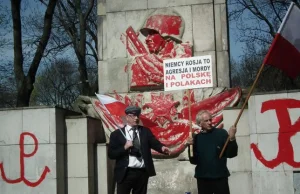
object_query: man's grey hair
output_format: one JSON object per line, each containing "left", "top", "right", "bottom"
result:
{"left": 196, "top": 110, "right": 211, "bottom": 124}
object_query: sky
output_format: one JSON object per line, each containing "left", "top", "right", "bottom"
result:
{"left": 229, "top": 22, "right": 245, "bottom": 62}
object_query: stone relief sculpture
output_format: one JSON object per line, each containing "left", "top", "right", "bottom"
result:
{"left": 120, "top": 9, "right": 192, "bottom": 89}
{"left": 74, "top": 87, "right": 242, "bottom": 158}
{"left": 73, "top": 8, "right": 242, "bottom": 159}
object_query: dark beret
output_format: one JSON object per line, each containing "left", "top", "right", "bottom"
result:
{"left": 125, "top": 106, "right": 141, "bottom": 115}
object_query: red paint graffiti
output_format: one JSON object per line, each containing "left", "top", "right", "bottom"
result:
{"left": 143, "top": 93, "right": 180, "bottom": 126}
{"left": 92, "top": 87, "right": 242, "bottom": 157}
{"left": 0, "top": 132, "right": 50, "bottom": 187}
{"left": 251, "top": 99, "right": 300, "bottom": 168}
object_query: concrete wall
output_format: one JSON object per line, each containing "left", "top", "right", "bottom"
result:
{"left": 0, "top": 107, "right": 106, "bottom": 194}
{"left": 66, "top": 116, "right": 106, "bottom": 194}
{"left": 0, "top": 107, "right": 70, "bottom": 194}
{"left": 247, "top": 92, "right": 300, "bottom": 194}
{"left": 223, "top": 91, "right": 300, "bottom": 194}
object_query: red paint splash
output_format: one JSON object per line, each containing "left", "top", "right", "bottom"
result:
{"left": 121, "top": 25, "right": 192, "bottom": 88}
{"left": 93, "top": 88, "right": 242, "bottom": 157}
{"left": 145, "top": 15, "right": 182, "bottom": 36}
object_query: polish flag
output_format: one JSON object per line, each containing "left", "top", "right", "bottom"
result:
{"left": 263, "top": 2, "right": 300, "bottom": 79}
{"left": 95, "top": 94, "right": 127, "bottom": 116}
{"left": 93, "top": 94, "right": 127, "bottom": 131}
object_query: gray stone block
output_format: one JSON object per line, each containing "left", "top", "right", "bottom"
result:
{"left": 148, "top": 0, "right": 212, "bottom": 9}
{"left": 98, "top": 59, "right": 129, "bottom": 93}
{"left": 172, "top": 6, "right": 193, "bottom": 44}
{"left": 97, "top": 0, "right": 106, "bottom": 16}
{"left": 216, "top": 51, "right": 230, "bottom": 87}
{"left": 214, "top": 3, "right": 228, "bottom": 51}
{"left": 214, "top": 0, "right": 226, "bottom": 4}
{"left": 66, "top": 116, "right": 104, "bottom": 194}
{"left": 23, "top": 108, "right": 51, "bottom": 144}
{"left": 223, "top": 109, "right": 250, "bottom": 137}
{"left": 192, "top": 4, "right": 215, "bottom": 52}
{"left": 294, "top": 172, "right": 300, "bottom": 194}
{"left": 124, "top": 9, "right": 152, "bottom": 37}
{"left": 68, "top": 178, "right": 89, "bottom": 194}
{"left": 252, "top": 171, "right": 294, "bottom": 194}
{"left": 66, "top": 116, "right": 106, "bottom": 144}
{"left": 148, "top": 159, "right": 197, "bottom": 194}
{"left": 97, "top": 15, "right": 105, "bottom": 60}
{"left": 0, "top": 109, "right": 23, "bottom": 145}
{"left": 97, "top": 144, "right": 116, "bottom": 194}
{"left": 229, "top": 172, "right": 253, "bottom": 194}
{"left": 106, "top": 10, "right": 151, "bottom": 60}
{"left": 106, "top": 12, "right": 127, "bottom": 59}
{"left": 106, "top": 0, "right": 147, "bottom": 12}
{"left": 227, "top": 136, "right": 252, "bottom": 172}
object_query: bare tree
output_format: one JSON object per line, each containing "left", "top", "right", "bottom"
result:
{"left": 229, "top": 0, "right": 300, "bottom": 90}
{"left": 0, "top": 5, "right": 10, "bottom": 51}
{"left": 0, "top": 5, "right": 16, "bottom": 108}
{"left": 11, "top": 0, "right": 58, "bottom": 107}
{"left": 30, "top": 58, "right": 81, "bottom": 109}
{"left": 51, "top": 0, "right": 98, "bottom": 96}
{"left": 0, "top": 62, "right": 16, "bottom": 108}
{"left": 231, "top": 43, "right": 300, "bottom": 91}
{"left": 229, "top": 0, "right": 300, "bottom": 47}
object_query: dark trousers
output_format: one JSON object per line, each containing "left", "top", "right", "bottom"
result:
{"left": 197, "top": 177, "right": 230, "bottom": 194}
{"left": 117, "top": 168, "right": 149, "bottom": 194}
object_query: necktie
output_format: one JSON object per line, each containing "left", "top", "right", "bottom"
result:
{"left": 132, "top": 127, "right": 141, "bottom": 150}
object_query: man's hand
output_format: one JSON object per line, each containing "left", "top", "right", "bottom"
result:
{"left": 124, "top": 141, "right": 133, "bottom": 150}
{"left": 185, "top": 136, "right": 193, "bottom": 145}
{"left": 228, "top": 126, "right": 237, "bottom": 141}
{"left": 161, "top": 146, "right": 170, "bottom": 155}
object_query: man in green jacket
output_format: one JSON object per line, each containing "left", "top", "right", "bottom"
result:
{"left": 187, "top": 110, "right": 238, "bottom": 194}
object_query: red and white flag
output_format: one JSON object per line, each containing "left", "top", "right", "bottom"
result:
{"left": 95, "top": 94, "right": 127, "bottom": 117}
{"left": 263, "top": 2, "right": 300, "bottom": 78}
{"left": 92, "top": 94, "right": 127, "bottom": 138}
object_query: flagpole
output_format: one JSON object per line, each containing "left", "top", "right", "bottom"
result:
{"left": 277, "top": 2, "right": 294, "bottom": 33}
{"left": 96, "top": 93, "right": 128, "bottom": 140}
{"left": 188, "top": 89, "right": 194, "bottom": 157}
{"left": 219, "top": 63, "right": 266, "bottom": 158}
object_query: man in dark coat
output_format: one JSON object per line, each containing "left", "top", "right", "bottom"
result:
{"left": 187, "top": 110, "right": 238, "bottom": 194}
{"left": 108, "top": 105, "right": 170, "bottom": 194}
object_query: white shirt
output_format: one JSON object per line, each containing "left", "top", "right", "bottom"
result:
{"left": 125, "top": 125, "right": 145, "bottom": 168}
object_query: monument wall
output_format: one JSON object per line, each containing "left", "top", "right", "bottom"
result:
{"left": 95, "top": 0, "right": 238, "bottom": 193}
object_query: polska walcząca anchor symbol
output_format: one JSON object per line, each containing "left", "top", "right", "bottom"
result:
{"left": 0, "top": 132, "right": 50, "bottom": 187}
{"left": 251, "top": 99, "right": 300, "bottom": 168}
